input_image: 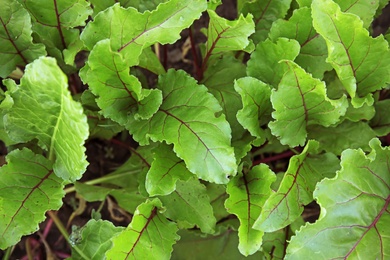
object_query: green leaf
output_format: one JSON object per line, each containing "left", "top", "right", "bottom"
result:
{"left": 202, "top": 10, "right": 255, "bottom": 68}
{"left": 20, "top": 0, "right": 92, "bottom": 66}
{"left": 312, "top": 0, "right": 390, "bottom": 107}
{"left": 202, "top": 56, "right": 247, "bottom": 140}
{"left": 5, "top": 57, "right": 88, "bottom": 181}
{"left": 0, "top": 148, "right": 64, "bottom": 249}
{"left": 370, "top": 99, "right": 390, "bottom": 136}
{"left": 254, "top": 140, "right": 339, "bottom": 232}
{"left": 106, "top": 198, "right": 180, "bottom": 259}
{"left": 128, "top": 69, "right": 237, "bottom": 184}
{"left": 247, "top": 38, "right": 300, "bottom": 88}
{"left": 206, "top": 183, "right": 230, "bottom": 221}
{"left": 0, "top": 0, "right": 46, "bottom": 77}
{"left": 308, "top": 121, "right": 377, "bottom": 155}
{"left": 240, "top": 0, "right": 292, "bottom": 43}
{"left": 79, "top": 40, "right": 163, "bottom": 125}
{"left": 69, "top": 219, "right": 124, "bottom": 260}
{"left": 159, "top": 177, "right": 216, "bottom": 234}
{"left": 269, "top": 61, "right": 347, "bottom": 147}
{"left": 81, "top": 0, "right": 207, "bottom": 65}
{"left": 235, "top": 77, "right": 272, "bottom": 146}
{"left": 225, "top": 164, "right": 276, "bottom": 256}
{"left": 269, "top": 7, "right": 331, "bottom": 79}
{"left": 146, "top": 143, "right": 192, "bottom": 196}
{"left": 172, "top": 223, "right": 264, "bottom": 260}
{"left": 286, "top": 138, "right": 390, "bottom": 259}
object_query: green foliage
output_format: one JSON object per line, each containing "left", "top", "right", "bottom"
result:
{"left": 0, "top": 0, "right": 390, "bottom": 258}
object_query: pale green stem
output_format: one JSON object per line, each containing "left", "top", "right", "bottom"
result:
{"left": 3, "top": 246, "right": 13, "bottom": 260}
{"left": 47, "top": 211, "right": 89, "bottom": 260}
{"left": 64, "top": 169, "right": 140, "bottom": 194}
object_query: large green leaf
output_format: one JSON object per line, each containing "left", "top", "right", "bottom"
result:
{"left": 269, "top": 61, "right": 347, "bottom": 147}
{"left": 254, "top": 140, "right": 339, "bottom": 232}
{"left": 269, "top": 7, "right": 331, "bottom": 79}
{"left": 81, "top": 0, "right": 207, "bottom": 65}
{"left": 159, "top": 177, "right": 216, "bottom": 234}
{"left": 0, "top": 0, "right": 46, "bottom": 77}
{"left": 106, "top": 198, "right": 179, "bottom": 259}
{"left": 5, "top": 57, "right": 88, "bottom": 181}
{"left": 127, "top": 69, "right": 237, "bottom": 184}
{"left": 240, "top": 0, "right": 292, "bottom": 43}
{"left": 225, "top": 164, "right": 276, "bottom": 256}
{"left": 69, "top": 219, "right": 124, "bottom": 260}
{"left": 202, "top": 10, "right": 254, "bottom": 70}
{"left": 20, "top": 0, "right": 92, "bottom": 66}
{"left": 146, "top": 143, "right": 192, "bottom": 196}
{"left": 286, "top": 138, "right": 390, "bottom": 259}
{"left": 247, "top": 38, "right": 300, "bottom": 88}
{"left": 0, "top": 148, "right": 64, "bottom": 249}
{"left": 312, "top": 0, "right": 390, "bottom": 107}
{"left": 235, "top": 77, "right": 272, "bottom": 146}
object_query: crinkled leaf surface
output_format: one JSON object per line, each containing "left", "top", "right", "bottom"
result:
{"left": 286, "top": 138, "right": 390, "bottom": 259}
{"left": 20, "top": 0, "right": 92, "bottom": 65}
{"left": 128, "top": 69, "right": 237, "bottom": 184}
{"left": 81, "top": 0, "right": 207, "bottom": 65}
{"left": 254, "top": 140, "right": 339, "bottom": 232}
{"left": 247, "top": 38, "right": 300, "bottom": 88}
{"left": 0, "top": 0, "right": 46, "bottom": 77}
{"left": 159, "top": 177, "right": 216, "bottom": 234}
{"left": 235, "top": 77, "right": 272, "bottom": 146}
{"left": 5, "top": 57, "right": 88, "bottom": 181}
{"left": 225, "top": 164, "right": 276, "bottom": 256}
{"left": 269, "top": 61, "right": 347, "bottom": 147}
{"left": 70, "top": 219, "right": 124, "bottom": 260}
{"left": 146, "top": 143, "right": 192, "bottom": 196}
{"left": 240, "top": 0, "right": 292, "bottom": 43}
{"left": 269, "top": 7, "right": 331, "bottom": 79}
{"left": 0, "top": 148, "right": 64, "bottom": 249}
{"left": 106, "top": 198, "right": 179, "bottom": 260}
{"left": 312, "top": 0, "right": 390, "bottom": 107}
{"left": 202, "top": 10, "right": 254, "bottom": 68}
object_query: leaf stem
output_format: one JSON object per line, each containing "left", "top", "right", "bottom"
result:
{"left": 253, "top": 150, "right": 295, "bottom": 166}
{"left": 189, "top": 26, "right": 202, "bottom": 80}
{"left": 47, "top": 211, "right": 89, "bottom": 260}
{"left": 2, "top": 246, "right": 13, "bottom": 260}
{"left": 63, "top": 169, "right": 140, "bottom": 194}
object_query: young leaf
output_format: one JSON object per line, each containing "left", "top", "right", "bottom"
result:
{"left": 5, "top": 57, "right": 88, "bottom": 181}
{"left": 202, "top": 10, "right": 255, "bottom": 69}
{"left": 127, "top": 69, "right": 237, "bottom": 184}
{"left": 105, "top": 198, "right": 180, "bottom": 260}
{"left": 269, "top": 7, "right": 331, "bottom": 79}
{"left": 20, "top": 0, "right": 92, "bottom": 66}
{"left": 240, "top": 0, "right": 292, "bottom": 43}
{"left": 159, "top": 177, "right": 216, "bottom": 234}
{"left": 0, "top": 0, "right": 46, "bottom": 77}
{"left": 79, "top": 40, "right": 163, "bottom": 125}
{"left": 269, "top": 61, "right": 347, "bottom": 147}
{"left": 247, "top": 38, "right": 300, "bottom": 88}
{"left": 69, "top": 219, "right": 124, "bottom": 260}
{"left": 235, "top": 77, "right": 272, "bottom": 146}
{"left": 225, "top": 164, "right": 276, "bottom": 256}
{"left": 286, "top": 138, "right": 390, "bottom": 259}
{"left": 0, "top": 148, "right": 64, "bottom": 249}
{"left": 312, "top": 0, "right": 390, "bottom": 107}
{"left": 146, "top": 143, "right": 192, "bottom": 196}
{"left": 254, "top": 140, "right": 339, "bottom": 232}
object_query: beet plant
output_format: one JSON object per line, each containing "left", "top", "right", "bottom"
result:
{"left": 0, "top": 0, "right": 390, "bottom": 259}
